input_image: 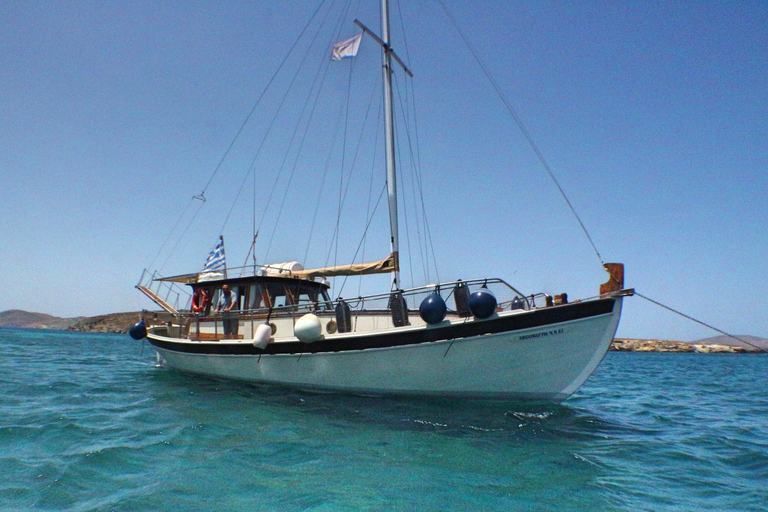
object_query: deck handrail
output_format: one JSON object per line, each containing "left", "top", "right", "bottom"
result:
{"left": 142, "top": 277, "right": 533, "bottom": 322}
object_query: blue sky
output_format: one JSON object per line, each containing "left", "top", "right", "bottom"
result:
{"left": 1, "top": 0, "right": 766, "bottom": 341}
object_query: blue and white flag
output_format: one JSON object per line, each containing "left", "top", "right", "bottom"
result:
{"left": 203, "top": 237, "right": 226, "bottom": 272}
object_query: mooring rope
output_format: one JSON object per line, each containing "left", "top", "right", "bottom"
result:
{"left": 635, "top": 292, "right": 761, "bottom": 350}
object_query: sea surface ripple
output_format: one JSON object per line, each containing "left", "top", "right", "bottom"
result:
{"left": 0, "top": 328, "right": 766, "bottom": 511}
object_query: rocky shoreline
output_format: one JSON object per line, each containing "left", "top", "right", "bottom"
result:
{"left": 610, "top": 338, "right": 755, "bottom": 353}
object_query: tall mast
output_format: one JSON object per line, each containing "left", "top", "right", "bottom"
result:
{"left": 355, "top": 2, "right": 410, "bottom": 290}
{"left": 381, "top": 0, "right": 400, "bottom": 290}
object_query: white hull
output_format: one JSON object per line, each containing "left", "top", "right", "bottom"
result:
{"left": 148, "top": 297, "right": 622, "bottom": 401}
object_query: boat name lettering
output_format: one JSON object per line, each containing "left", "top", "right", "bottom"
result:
{"left": 518, "top": 328, "right": 564, "bottom": 341}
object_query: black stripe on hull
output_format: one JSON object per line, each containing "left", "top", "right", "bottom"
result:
{"left": 148, "top": 297, "right": 616, "bottom": 356}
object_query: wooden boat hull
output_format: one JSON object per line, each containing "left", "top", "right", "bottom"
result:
{"left": 146, "top": 296, "right": 623, "bottom": 401}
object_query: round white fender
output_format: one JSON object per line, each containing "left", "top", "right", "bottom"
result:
{"left": 294, "top": 313, "right": 322, "bottom": 343}
{"left": 253, "top": 323, "right": 272, "bottom": 349}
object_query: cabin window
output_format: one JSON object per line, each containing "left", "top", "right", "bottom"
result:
{"left": 247, "top": 284, "right": 266, "bottom": 310}
{"left": 255, "top": 282, "right": 331, "bottom": 310}
{"left": 319, "top": 289, "right": 332, "bottom": 310}
{"left": 296, "top": 290, "right": 316, "bottom": 305}
{"left": 265, "top": 283, "right": 290, "bottom": 308}
{"left": 292, "top": 284, "right": 333, "bottom": 311}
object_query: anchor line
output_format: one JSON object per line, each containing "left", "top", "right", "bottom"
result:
{"left": 635, "top": 292, "right": 761, "bottom": 350}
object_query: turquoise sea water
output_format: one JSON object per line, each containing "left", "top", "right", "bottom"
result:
{"left": 1, "top": 328, "right": 766, "bottom": 511}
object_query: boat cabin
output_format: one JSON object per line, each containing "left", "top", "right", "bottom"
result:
{"left": 187, "top": 274, "right": 333, "bottom": 316}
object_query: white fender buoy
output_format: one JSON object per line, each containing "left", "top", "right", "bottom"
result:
{"left": 294, "top": 313, "right": 322, "bottom": 343}
{"left": 253, "top": 323, "right": 272, "bottom": 349}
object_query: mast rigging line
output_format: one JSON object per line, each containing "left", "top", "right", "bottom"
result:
{"left": 395, "top": 112, "right": 416, "bottom": 288}
{"left": 253, "top": 0, "right": 347, "bottom": 263}
{"left": 263, "top": 41, "right": 337, "bottom": 264}
{"left": 395, "top": 3, "right": 440, "bottom": 282}
{"left": 357, "top": 106, "right": 385, "bottom": 297}
{"left": 146, "top": 1, "right": 332, "bottom": 273}
{"left": 392, "top": 1, "right": 441, "bottom": 284}
{"left": 328, "top": 65, "right": 382, "bottom": 272}
{"left": 328, "top": 3, "right": 361, "bottom": 281}
{"left": 337, "top": 182, "right": 389, "bottom": 297}
{"left": 435, "top": 0, "right": 605, "bottom": 267}
{"left": 332, "top": 35, "right": 357, "bottom": 278}
{"left": 393, "top": 74, "right": 438, "bottom": 285}
{"left": 254, "top": 23, "right": 336, "bottom": 239}
{"left": 251, "top": 1, "right": 350, "bottom": 261}
{"left": 635, "top": 292, "right": 762, "bottom": 351}
{"left": 197, "top": 0, "right": 331, "bottom": 199}
{"left": 230, "top": 25, "right": 334, "bottom": 238}
{"left": 145, "top": 195, "right": 201, "bottom": 273}
{"left": 304, "top": 83, "right": 355, "bottom": 267}
{"left": 157, "top": 198, "right": 208, "bottom": 274}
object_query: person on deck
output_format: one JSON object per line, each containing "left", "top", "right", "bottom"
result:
{"left": 191, "top": 288, "right": 210, "bottom": 313}
{"left": 214, "top": 285, "right": 238, "bottom": 337}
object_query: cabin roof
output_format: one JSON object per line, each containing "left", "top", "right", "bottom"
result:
{"left": 156, "top": 272, "right": 328, "bottom": 290}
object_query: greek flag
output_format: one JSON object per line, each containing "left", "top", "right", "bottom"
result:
{"left": 203, "top": 237, "right": 226, "bottom": 271}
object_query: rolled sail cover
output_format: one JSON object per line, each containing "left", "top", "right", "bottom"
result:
{"left": 293, "top": 253, "right": 398, "bottom": 279}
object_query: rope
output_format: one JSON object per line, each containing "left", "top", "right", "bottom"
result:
{"left": 248, "top": 0, "right": 348, "bottom": 245}
{"left": 157, "top": 196, "right": 208, "bottom": 273}
{"left": 332, "top": 39, "right": 356, "bottom": 275}
{"left": 264, "top": 52, "right": 335, "bottom": 263}
{"left": 304, "top": 94, "right": 346, "bottom": 265}
{"left": 635, "top": 292, "right": 762, "bottom": 351}
{"left": 323, "top": 68, "right": 382, "bottom": 269}
{"left": 258, "top": 1, "right": 342, "bottom": 262}
{"left": 337, "top": 182, "right": 388, "bottom": 296}
{"left": 145, "top": 195, "right": 199, "bottom": 272}
{"left": 392, "top": 0, "right": 440, "bottom": 284}
{"left": 435, "top": 0, "right": 604, "bottom": 266}
{"left": 146, "top": 1, "right": 332, "bottom": 275}
{"left": 358, "top": 105, "right": 384, "bottom": 297}
{"left": 393, "top": 75, "right": 437, "bottom": 285}
{"left": 197, "top": 0, "right": 331, "bottom": 199}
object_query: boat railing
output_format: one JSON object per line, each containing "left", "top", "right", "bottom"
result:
{"left": 136, "top": 268, "right": 191, "bottom": 312}
{"left": 332, "top": 277, "right": 530, "bottom": 311}
{"left": 142, "top": 278, "right": 570, "bottom": 339}
{"left": 157, "top": 277, "right": 527, "bottom": 319}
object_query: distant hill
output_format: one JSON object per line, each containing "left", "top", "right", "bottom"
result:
{"left": 69, "top": 311, "right": 147, "bottom": 334}
{"left": 0, "top": 310, "right": 82, "bottom": 330}
{"left": 0, "top": 309, "right": 171, "bottom": 334}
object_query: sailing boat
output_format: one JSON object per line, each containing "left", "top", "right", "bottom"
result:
{"left": 131, "top": 0, "right": 633, "bottom": 402}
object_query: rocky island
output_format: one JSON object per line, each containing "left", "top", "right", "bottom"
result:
{"left": 611, "top": 338, "right": 756, "bottom": 353}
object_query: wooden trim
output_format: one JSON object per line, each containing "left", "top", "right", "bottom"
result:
{"left": 188, "top": 333, "right": 245, "bottom": 341}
